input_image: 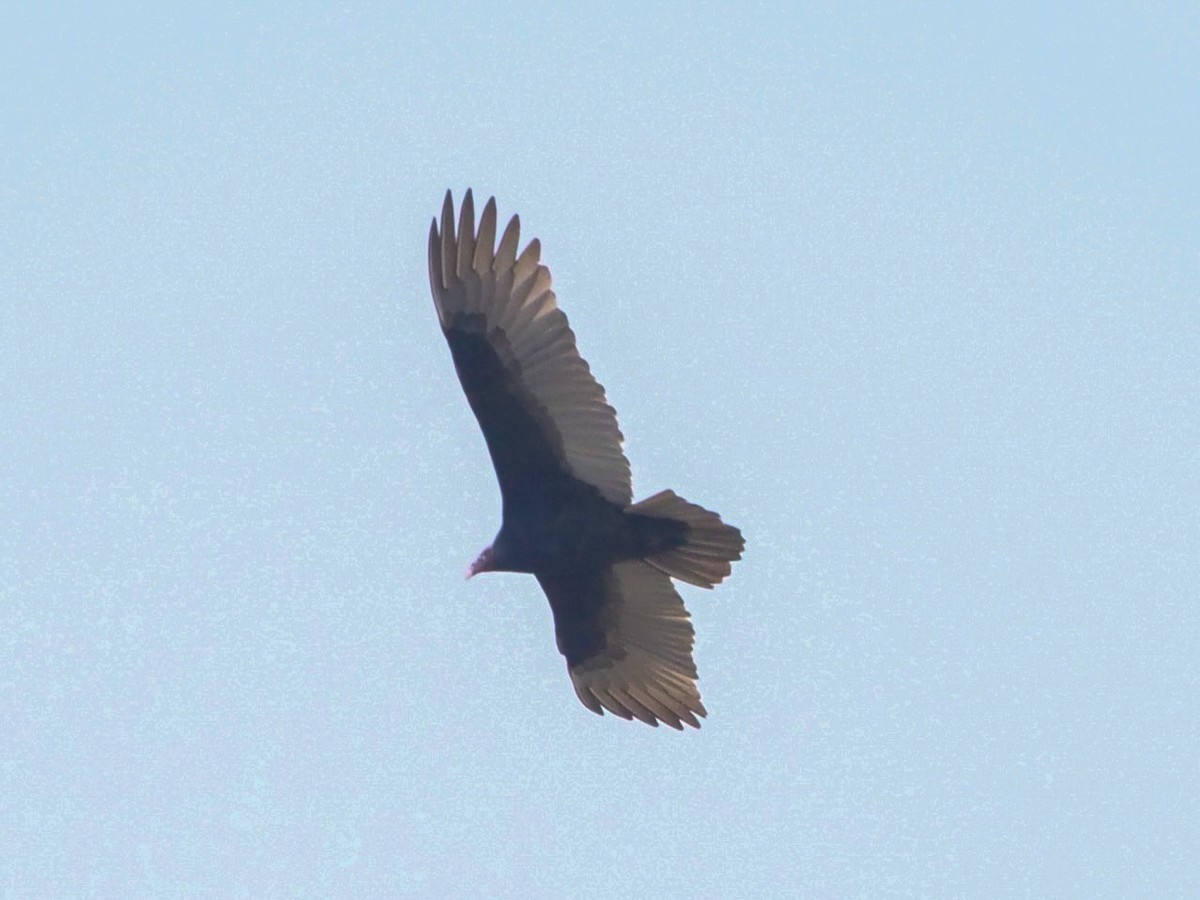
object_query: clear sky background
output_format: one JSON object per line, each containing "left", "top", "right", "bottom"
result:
{"left": 2, "top": 3, "right": 1196, "bottom": 897}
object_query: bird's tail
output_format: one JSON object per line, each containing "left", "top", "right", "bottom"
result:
{"left": 628, "top": 489, "right": 744, "bottom": 589}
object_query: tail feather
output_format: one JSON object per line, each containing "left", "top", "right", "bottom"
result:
{"left": 629, "top": 489, "right": 744, "bottom": 588}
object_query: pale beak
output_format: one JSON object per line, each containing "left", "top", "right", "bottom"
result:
{"left": 466, "top": 545, "right": 494, "bottom": 579}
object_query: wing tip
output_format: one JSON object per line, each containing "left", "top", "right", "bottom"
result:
{"left": 571, "top": 673, "right": 705, "bottom": 730}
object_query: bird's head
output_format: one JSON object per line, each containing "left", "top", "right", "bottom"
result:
{"left": 466, "top": 544, "right": 496, "bottom": 579}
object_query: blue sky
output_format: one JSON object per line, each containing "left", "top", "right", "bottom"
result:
{"left": 2, "top": 3, "right": 1196, "bottom": 896}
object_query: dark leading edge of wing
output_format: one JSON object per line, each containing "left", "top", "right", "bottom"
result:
{"left": 427, "top": 190, "right": 633, "bottom": 507}
{"left": 543, "top": 561, "right": 707, "bottom": 730}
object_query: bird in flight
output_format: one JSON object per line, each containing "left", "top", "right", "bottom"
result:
{"left": 428, "top": 190, "right": 744, "bottom": 729}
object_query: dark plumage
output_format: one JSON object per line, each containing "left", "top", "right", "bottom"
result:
{"left": 428, "top": 190, "right": 744, "bottom": 729}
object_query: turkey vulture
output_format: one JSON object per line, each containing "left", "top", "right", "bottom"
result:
{"left": 428, "top": 190, "right": 744, "bottom": 729}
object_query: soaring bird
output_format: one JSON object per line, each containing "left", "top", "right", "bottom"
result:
{"left": 428, "top": 190, "right": 743, "bottom": 729}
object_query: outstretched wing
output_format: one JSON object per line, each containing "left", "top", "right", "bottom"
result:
{"left": 538, "top": 560, "right": 706, "bottom": 730}
{"left": 428, "top": 190, "right": 632, "bottom": 506}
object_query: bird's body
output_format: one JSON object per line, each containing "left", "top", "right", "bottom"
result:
{"left": 428, "top": 190, "right": 743, "bottom": 729}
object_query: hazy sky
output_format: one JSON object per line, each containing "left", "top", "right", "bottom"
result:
{"left": 3, "top": 4, "right": 1196, "bottom": 897}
